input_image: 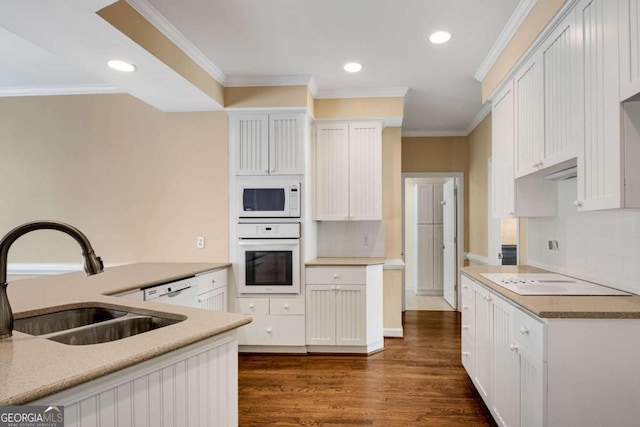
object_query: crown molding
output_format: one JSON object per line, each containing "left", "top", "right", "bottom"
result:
{"left": 466, "top": 102, "right": 492, "bottom": 134}
{"left": 315, "top": 87, "right": 409, "bottom": 99}
{"left": 307, "top": 75, "right": 318, "bottom": 97}
{"left": 0, "top": 84, "right": 122, "bottom": 97}
{"left": 313, "top": 116, "right": 400, "bottom": 129}
{"left": 224, "top": 74, "right": 315, "bottom": 88}
{"left": 474, "top": 0, "right": 538, "bottom": 82}
{"left": 125, "top": 0, "right": 227, "bottom": 85}
{"left": 401, "top": 130, "right": 467, "bottom": 137}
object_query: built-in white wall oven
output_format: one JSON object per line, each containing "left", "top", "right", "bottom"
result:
{"left": 237, "top": 222, "right": 300, "bottom": 294}
{"left": 238, "top": 181, "right": 300, "bottom": 218}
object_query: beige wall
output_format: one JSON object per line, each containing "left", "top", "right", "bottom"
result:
{"left": 482, "top": 0, "right": 565, "bottom": 101}
{"left": 467, "top": 114, "right": 492, "bottom": 257}
{"left": 382, "top": 126, "right": 403, "bottom": 331}
{"left": 0, "top": 94, "right": 229, "bottom": 265}
{"left": 314, "top": 97, "right": 404, "bottom": 119}
{"left": 401, "top": 136, "right": 470, "bottom": 254}
{"left": 98, "top": 1, "right": 224, "bottom": 106}
{"left": 224, "top": 86, "right": 309, "bottom": 109}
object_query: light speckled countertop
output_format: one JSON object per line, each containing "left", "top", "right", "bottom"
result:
{"left": 0, "top": 262, "right": 250, "bottom": 405}
{"left": 462, "top": 265, "right": 640, "bottom": 319}
{"left": 306, "top": 257, "right": 386, "bottom": 266}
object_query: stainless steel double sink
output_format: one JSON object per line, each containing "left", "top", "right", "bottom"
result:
{"left": 14, "top": 305, "right": 185, "bottom": 345}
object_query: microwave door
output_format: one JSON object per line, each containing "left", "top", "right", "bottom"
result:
{"left": 241, "top": 187, "right": 289, "bottom": 217}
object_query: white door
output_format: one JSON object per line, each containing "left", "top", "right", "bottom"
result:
{"left": 416, "top": 183, "right": 434, "bottom": 224}
{"left": 415, "top": 224, "right": 433, "bottom": 294}
{"left": 442, "top": 179, "right": 457, "bottom": 308}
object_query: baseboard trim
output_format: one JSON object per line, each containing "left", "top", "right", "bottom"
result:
{"left": 384, "top": 328, "right": 403, "bottom": 338}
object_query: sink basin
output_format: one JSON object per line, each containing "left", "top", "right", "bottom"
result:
{"left": 14, "top": 307, "right": 128, "bottom": 335}
{"left": 47, "top": 315, "right": 182, "bottom": 345}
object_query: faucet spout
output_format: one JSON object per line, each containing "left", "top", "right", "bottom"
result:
{"left": 0, "top": 221, "right": 104, "bottom": 339}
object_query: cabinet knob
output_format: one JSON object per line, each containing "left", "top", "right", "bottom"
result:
{"left": 462, "top": 352, "right": 469, "bottom": 357}
{"left": 284, "top": 304, "right": 289, "bottom": 309}
{"left": 336, "top": 285, "right": 341, "bottom": 291}
{"left": 441, "top": 201, "right": 446, "bottom": 205}
{"left": 462, "top": 325, "right": 469, "bottom": 330}
{"left": 462, "top": 305, "right": 468, "bottom": 310}
{"left": 508, "top": 211, "right": 514, "bottom": 217}
{"left": 574, "top": 200, "right": 582, "bottom": 207}
{"left": 520, "top": 326, "right": 529, "bottom": 335}
{"left": 211, "top": 279, "right": 216, "bottom": 284}
{"left": 266, "top": 328, "right": 272, "bottom": 333}
{"left": 333, "top": 274, "right": 339, "bottom": 279}
{"left": 249, "top": 304, "right": 254, "bottom": 309}
{"left": 484, "top": 295, "right": 492, "bottom": 302}
{"left": 510, "top": 343, "right": 519, "bottom": 352}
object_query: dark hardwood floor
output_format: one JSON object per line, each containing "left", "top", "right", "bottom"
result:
{"left": 238, "top": 311, "right": 495, "bottom": 426}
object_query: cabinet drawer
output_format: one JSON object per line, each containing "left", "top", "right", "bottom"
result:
{"left": 197, "top": 269, "right": 228, "bottom": 294}
{"left": 238, "top": 314, "right": 305, "bottom": 346}
{"left": 514, "top": 308, "right": 545, "bottom": 360}
{"left": 235, "top": 297, "right": 269, "bottom": 315}
{"left": 462, "top": 335, "right": 474, "bottom": 377}
{"left": 306, "top": 266, "right": 366, "bottom": 285}
{"left": 461, "top": 275, "right": 475, "bottom": 303}
{"left": 269, "top": 298, "right": 305, "bottom": 315}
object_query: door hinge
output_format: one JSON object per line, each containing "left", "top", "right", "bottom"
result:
{"left": 454, "top": 188, "right": 458, "bottom": 196}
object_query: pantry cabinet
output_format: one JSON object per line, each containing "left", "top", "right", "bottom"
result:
{"left": 305, "top": 265, "right": 383, "bottom": 353}
{"left": 314, "top": 121, "right": 382, "bottom": 221}
{"left": 415, "top": 224, "right": 443, "bottom": 295}
{"left": 231, "top": 112, "right": 304, "bottom": 176}
{"left": 416, "top": 183, "right": 443, "bottom": 224}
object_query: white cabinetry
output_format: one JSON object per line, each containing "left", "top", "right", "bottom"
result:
{"left": 234, "top": 296, "right": 305, "bottom": 349}
{"left": 197, "top": 269, "right": 228, "bottom": 312}
{"left": 231, "top": 112, "right": 304, "bottom": 175}
{"left": 463, "top": 273, "right": 640, "bottom": 427}
{"left": 305, "top": 265, "right": 383, "bottom": 353}
{"left": 514, "top": 53, "right": 544, "bottom": 178}
{"left": 416, "top": 183, "right": 443, "bottom": 224}
{"left": 314, "top": 121, "right": 382, "bottom": 221}
{"left": 619, "top": 0, "right": 640, "bottom": 101}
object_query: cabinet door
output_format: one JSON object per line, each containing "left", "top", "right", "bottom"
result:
{"left": 306, "top": 284, "right": 336, "bottom": 345}
{"left": 335, "top": 284, "right": 367, "bottom": 346}
{"left": 348, "top": 122, "right": 382, "bottom": 220}
{"left": 491, "top": 295, "right": 519, "bottom": 427}
{"left": 315, "top": 123, "right": 350, "bottom": 220}
{"left": 514, "top": 53, "right": 545, "bottom": 178}
{"left": 619, "top": 0, "right": 640, "bottom": 101}
{"left": 433, "top": 184, "right": 444, "bottom": 224}
{"left": 198, "top": 288, "right": 226, "bottom": 312}
{"left": 433, "top": 225, "right": 444, "bottom": 291}
{"left": 416, "top": 183, "right": 435, "bottom": 224}
{"left": 576, "top": 0, "right": 622, "bottom": 210}
{"left": 518, "top": 346, "right": 544, "bottom": 427}
{"left": 416, "top": 224, "right": 435, "bottom": 294}
{"left": 492, "top": 82, "right": 516, "bottom": 219}
{"left": 233, "top": 114, "right": 269, "bottom": 175}
{"left": 473, "top": 284, "right": 492, "bottom": 403}
{"left": 542, "top": 9, "right": 578, "bottom": 168}
{"left": 269, "top": 113, "right": 304, "bottom": 175}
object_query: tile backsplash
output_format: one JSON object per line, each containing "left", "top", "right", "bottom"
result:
{"left": 317, "top": 221, "right": 385, "bottom": 257}
{"left": 528, "top": 178, "right": 640, "bottom": 295}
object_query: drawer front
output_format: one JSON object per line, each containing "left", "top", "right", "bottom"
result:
{"left": 461, "top": 335, "right": 474, "bottom": 377}
{"left": 238, "top": 314, "right": 305, "bottom": 346}
{"left": 197, "top": 269, "right": 228, "bottom": 294}
{"left": 235, "top": 297, "right": 269, "bottom": 315}
{"left": 306, "top": 266, "right": 366, "bottom": 285}
{"left": 270, "top": 297, "right": 305, "bottom": 315}
{"left": 461, "top": 275, "right": 475, "bottom": 303}
{"left": 461, "top": 299, "right": 475, "bottom": 342}
{"left": 514, "top": 308, "right": 545, "bottom": 360}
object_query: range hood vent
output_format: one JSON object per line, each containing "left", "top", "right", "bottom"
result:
{"left": 543, "top": 166, "right": 577, "bottom": 181}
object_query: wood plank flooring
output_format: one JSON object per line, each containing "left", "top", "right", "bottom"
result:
{"left": 238, "top": 311, "right": 496, "bottom": 426}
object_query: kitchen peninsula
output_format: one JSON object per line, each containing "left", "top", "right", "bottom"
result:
{"left": 0, "top": 263, "right": 250, "bottom": 426}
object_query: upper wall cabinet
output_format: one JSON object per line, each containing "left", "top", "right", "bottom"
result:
{"left": 231, "top": 112, "right": 304, "bottom": 175}
{"left": 619, "top": 0, "right": 640, "bottom": 101}
{"left": 514, "top": 10, "right": 578, "bottom": 179}
{"left": 314, "top": 121, "right": 382, "bottom": 221}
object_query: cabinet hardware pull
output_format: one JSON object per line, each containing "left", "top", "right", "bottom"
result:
{"left": 284, "top": 304, "right": 289, "bottom": 309}
{"left": 520, "top": 326, "right": 529, "bottom": 335}
{"left": 462, "top": 352, "right": 469, "bottom": 357}
{"left": 249, "top": 304, "right": 254, "bottom": 309}
{"left": 574, "top": 200, "right": 582, "bottom": 207}
{"left": 266, "top": 328, "right": 272, "bottom": 333}
{"left": 510, "top": 343, "right": 519, "bottom": 352}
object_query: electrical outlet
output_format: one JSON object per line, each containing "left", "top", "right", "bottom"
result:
{"left": 197, "top": 236, "right": 205, "bottom": 249}
{"left": 548, "top": 240, "right": 559, "bottom": 251}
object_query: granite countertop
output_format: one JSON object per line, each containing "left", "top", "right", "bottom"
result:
{"left": 306, "top": 257, "right": 386, "bottom": 266}
{"left": 462, "top": 265, "right": 640, "bottom": 319}
{"left": 0, "top": 262, "right": 250, "bottom": 405}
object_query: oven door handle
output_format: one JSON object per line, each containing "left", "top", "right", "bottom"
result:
{"left": 238, "top": 239, "right": 300, "bottom": 247}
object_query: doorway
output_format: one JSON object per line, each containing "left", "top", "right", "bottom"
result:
{"left": 402, "top": 173, "right": 464, "bottom": 312}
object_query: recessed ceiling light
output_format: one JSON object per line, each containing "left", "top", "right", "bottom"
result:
{"left": 344, "top": 62, "right": 363, "bottom": 73}
{"left": 107, "top": 60, "right": 137, "bottom": 72}
{"left": 429, "top": 31, "right": 452, "bottom": 44}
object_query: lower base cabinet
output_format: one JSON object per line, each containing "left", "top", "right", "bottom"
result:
{"left": 462, "top": 274, "right": 640, "bottom": 427}
{"left": 197, "top": 268, "right": 228, "bottom": 312}
{"left": 305, "top": 265, "right": 383, "bottom": 354}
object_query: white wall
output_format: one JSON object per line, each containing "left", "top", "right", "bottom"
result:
{"left": 527, "top": 178, "right": 640, "bottom": 295}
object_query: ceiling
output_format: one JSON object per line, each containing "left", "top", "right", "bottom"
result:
{"left": 0, "top": 0, "right": 523, "bottom": 133}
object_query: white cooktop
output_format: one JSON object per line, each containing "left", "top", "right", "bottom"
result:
{"left": 480, "top": 273, "right": 630, "bottom": 296}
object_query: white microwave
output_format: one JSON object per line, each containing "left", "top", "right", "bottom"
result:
{"left": 238, "top": 181, "right": 301, "bottom": 218}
